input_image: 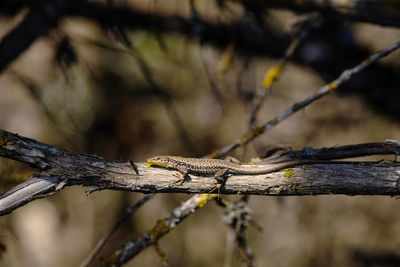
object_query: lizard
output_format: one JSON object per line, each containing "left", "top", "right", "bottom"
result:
{"left": 145, "top": 155, "right": 324, "bottom": 184}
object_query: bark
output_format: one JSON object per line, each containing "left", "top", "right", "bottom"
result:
{"left": 1, "top": 129, "right": 400, "bottom": 216}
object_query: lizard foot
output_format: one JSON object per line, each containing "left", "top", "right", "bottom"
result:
{"left": 208, "top": 184, "right": 221, "bottom": 197}
{"left": 169, "top": 172, "right": 189, "bottom": 186}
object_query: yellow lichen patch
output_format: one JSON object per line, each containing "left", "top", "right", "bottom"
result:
{"left": 101, "top": 253, "right": 120, "bottom": 266}
{"left": 149, "top": 219, "right": 170, "bottom": 241}
{"left": 290, "top": 184, "right": 298, "bottom": 191}
{"left": 268, "top": 117, "right": 279, "bottom": 126}
{"left": 0, "top": 132, "right": 6, "bottom": 148}
{"left": 302, "top": 164, "right": 308, "bottom": 170}
{"left": 276, "top": 186, "right": 284, "bottom": 194}
{"left": 218, "top": 43, "right": 235, "bottom": 77}
{"left": 328, "top": 82, "right": 339, "bottom": 92}
{"left": 241, "top": 126, "right": 264, "bottom": 144}
{"left": 154, "top": 243, "right": 168, "bottom": 264}
{"left": 283, "top": 168, "right": 295, "bottom": 179}
{"left": 262, "top": 63, "right": 283, "bottom": 89}
{"left": 206, "top": 151, "right": 219, "bottom": 159}
{"left": 219, "top": 198, "right": 229, "bottom": 206}
{"left": 249, "top": 157, "right": 262, "bottom": 165}
{"left": 0, "top": 131, "right": 14, "bottom": 149}
{"left": 198, "top": 194, "right": 217, "bottom": 208}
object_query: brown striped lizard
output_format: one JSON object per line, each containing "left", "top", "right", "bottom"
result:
{"left": 146, "top": 155, "right": 324, "bottom": 184}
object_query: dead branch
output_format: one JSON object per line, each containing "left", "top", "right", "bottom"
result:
{"left": 102, "top": 194, "right": 219, "bottom": 266}
{"left": 1, "top": 129, "right": 400, "bottom": 216}
{"left": 80, "top": 193, "right": 155, "bottom": 267}
{"left": 208, "top": 40, "right": 400, "bottom": 158}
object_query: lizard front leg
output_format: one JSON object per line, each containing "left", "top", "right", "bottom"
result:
{"left": 170, "top": 166, "right": 190, "bottom": 185}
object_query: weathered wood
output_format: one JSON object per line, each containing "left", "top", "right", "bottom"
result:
{"left": 1, "top": 129, "right": 400, "bottom": 216}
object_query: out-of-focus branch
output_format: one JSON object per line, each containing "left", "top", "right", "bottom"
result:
{"left": 246, "top": 12, "right": 321, "bottom": 130}
{"left": 243, "top": 0, "right": 400, "bottom": 27}
{"left": 2, "top": 129, "right": 400, "bottom": 216}
{"left": 65, "top": 2, "right": 400, "bottom": 116}
{"left": 3, "top": 1, "right": 283, "bottom": 76}
{"left": 66, "top": 2, "right": 285, "bottom": 57}
{"left": 102, "top": 194, "right": 219, "bottom": 266}
{"left": 208, "top": 40, "right": 400, "bottom": 158}
{"left": 3, "top": 0, "right": 400, "bottom": 28}
{"left": 80, "top": 194, "right": 155, "bottom": 267}
{"left": 127, "top": 45, "right": 198, "bottom": 155}
{"left": 3, "top": 3, "right": 400, "bottom": 119}
{"left": 222, "top": 200, "right": 255, "bottom": 267}
{"left": 0, "top": 0, "right": 78, "bottom": 74}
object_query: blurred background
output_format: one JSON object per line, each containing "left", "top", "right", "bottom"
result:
{"left": 1, "top": 0, "right": 400, "bottom": 266}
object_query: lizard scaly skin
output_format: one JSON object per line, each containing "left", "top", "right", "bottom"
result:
{"left": 146, "top": 155, "right": 312, "bottom": 183}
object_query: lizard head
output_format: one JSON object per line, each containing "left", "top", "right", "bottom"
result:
{"left": 146, "top": 155, "right": 172, "bottom": 168}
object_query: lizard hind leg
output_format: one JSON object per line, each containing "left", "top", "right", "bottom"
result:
{"left": 213, "top": 168, "right": 230, "bottom": 184}
{"left": 209, "top": 169, "right": 231, "bottom": 197}
{"left": 209, "top": 168, "right": 231, "bottom": 196}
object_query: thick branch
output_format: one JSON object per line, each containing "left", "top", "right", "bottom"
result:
{"left": 1, "top": 129, "right": 400, "bottom": 216}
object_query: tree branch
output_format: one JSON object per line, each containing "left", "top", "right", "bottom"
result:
{"left": 102, "top": 194, "right": 219, "bottom": 266}
{"left": 67, "top": 1, "right": 285, "bottom": 56}
{"left": 3, "top": 2, "right": 400, "bottom": 119}
{"left": 208, "top": 40, "right": 400, "bottom": 158}
{"left": 0, "top": 0, "right": 77, "bottom": 74}
{"left": 1, "top": 129, "right": 400, "bottom": 216}
{"left": 248, "top": 0, "right": 400, "bottom": 27}
{"left": 80, "top": 193, "right": 155, "bottom": 267}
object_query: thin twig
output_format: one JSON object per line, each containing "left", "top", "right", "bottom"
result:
{"left": 9, "top": 71, "right": 81, "bottom": 150}
{"left": 102, "top": 194, "right": 220, "bottom": 266}
{"left": 222, "top": 200, "right": 255, "bottom": 267}
{"left": 240, "top": 15, "right": 321, "bottom": 264}
{"left": 190, "top": 0, "right": 224, "bottom": 108}
{"left": 80, "top": 194, "right": 155, "bottom": 267}
{"left": 74, "top": 36, "right": 199, "bottom": 155}
{"left": 247, "top": 12, "right": 322, "bottom": 130}
{"left": 117, "top": 41, "right": 199, "bottom": 155}
{"left": 208, "top": 40, "right": 400, "bottom": 158}
{"left": 200, "top": 48, "right": 224, "bottom": 109}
